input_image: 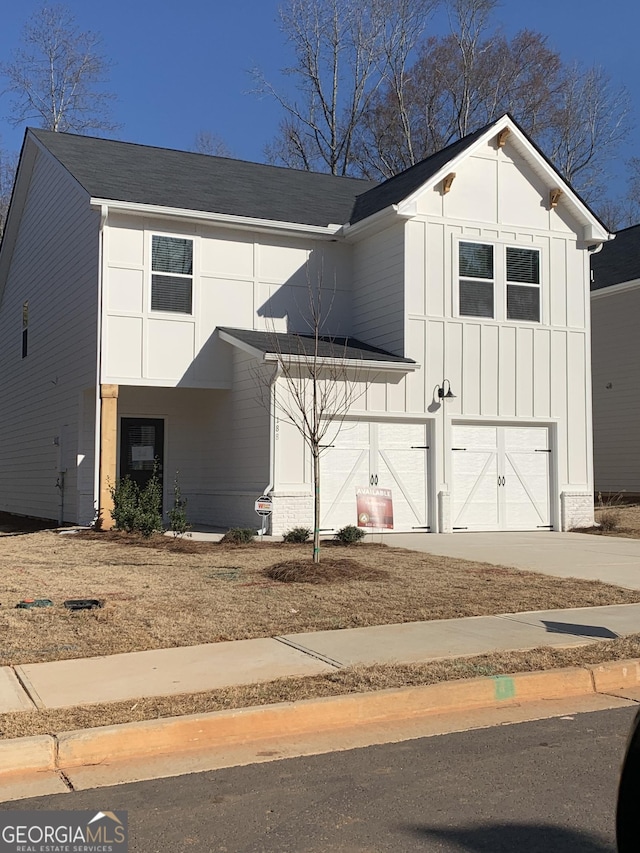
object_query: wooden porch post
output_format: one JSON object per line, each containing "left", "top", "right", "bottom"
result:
{"left": 98, "top": 383, "right": 119, "bottom": 529}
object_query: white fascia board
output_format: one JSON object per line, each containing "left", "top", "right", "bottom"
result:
{"left": 341, "top": 205, "right": 400, "bottom": 239}
{"left": 90, "top": 198, "right": 343, "bottom": 240}
{"left": 395, "top": 115, "right": 611, "bottom": 244}
{"left": 591, "top": 278, "right": 640, "bottom": 300}
{"left": 217, "top": 329, "right": 266, "bottom": 360}
{"left": 263, "top": 352, "right": 419, "bottom": 372}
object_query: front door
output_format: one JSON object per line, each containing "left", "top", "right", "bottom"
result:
{"left": 119, "top": 418, "right": 165, "bottom": 505}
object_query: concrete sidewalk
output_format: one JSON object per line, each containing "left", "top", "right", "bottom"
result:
{"left": 4, "top": 601, "right": 640, "bottom": 713}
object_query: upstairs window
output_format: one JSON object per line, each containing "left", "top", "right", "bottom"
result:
{"left": 459, "top": 242, "right": 494, "bottom": 318}
{"left": 151, "top": 235, "right": 193, "bottom": 314}
{"left": 506, "top": 247, "right": 540, "bottom": 322}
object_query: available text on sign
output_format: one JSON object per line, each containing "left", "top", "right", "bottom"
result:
{"left": 356, "top": 487, "right": 394, "bottom": 529}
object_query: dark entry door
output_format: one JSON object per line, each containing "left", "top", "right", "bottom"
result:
{"left": 119, "top": 418, "right": 164, "bottom": 503}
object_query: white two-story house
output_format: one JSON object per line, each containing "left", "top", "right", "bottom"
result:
{"left": 0, "top": 115, "right": 609, "bottom": 533}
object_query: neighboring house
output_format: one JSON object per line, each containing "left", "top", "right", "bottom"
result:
{"left": 0, "top": 115, "right": 610, "bottom": 534}
{"left": 591, "top": 224, "right": 640, "bottom": 495}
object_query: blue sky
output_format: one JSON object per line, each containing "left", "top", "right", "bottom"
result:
{"left": 0, "top": 0, "right": 638, "bottom": 175}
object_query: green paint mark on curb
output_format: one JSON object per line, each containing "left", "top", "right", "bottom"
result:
{"left": 494, "top": 676, "right": 516, "bottom": 701}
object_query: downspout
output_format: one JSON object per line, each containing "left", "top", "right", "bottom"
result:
{"left": 92, "top": 204, "right": 108, "bottom": 524}
{"left": 263, "top": 364, "right": 282, "bottom": 529}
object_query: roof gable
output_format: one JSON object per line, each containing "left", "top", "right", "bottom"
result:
{"left": 349, "top": 114, "right": 610, "bottom": 244}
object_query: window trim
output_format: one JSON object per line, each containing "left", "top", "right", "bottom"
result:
{"left": 456, "top": 238, "right": 543, "bottom": 325}
{"left": 149, "top": 233, "right": 194, "bottom": 316}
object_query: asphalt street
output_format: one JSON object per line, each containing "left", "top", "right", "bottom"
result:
{"left": 3, "top": 706, "right": 638, "bottom": 852}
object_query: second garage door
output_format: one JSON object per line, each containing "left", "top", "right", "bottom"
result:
{"left": 320, "top": 421, "right": 430, "bottom": 532}
{"left": 451, "top": 424, "right": 551, "bottom": 532}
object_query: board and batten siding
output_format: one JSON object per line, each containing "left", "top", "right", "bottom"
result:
{"left": 591, "top": 285, "right": 640, "bottom": 493}
{"left": 400, "top": 137, "right": 594, "bottom": 527}
{"left": 0, "top": 148, "right": 99, "bottom": 522}
{"left": 102, "top": 214, "right": 351, "bottom": 388}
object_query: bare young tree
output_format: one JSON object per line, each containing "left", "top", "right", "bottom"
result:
{"left": 257, "top": 0, "right": 436, "bottom": 175}
{"left": 257, "top": 274, "right": 372, "bottom": 562}
{"left": 192, "top": 130, "right": 232, "bottom": 157}
{"left": 2, "top": 3, "right": 118, "bottom": 134}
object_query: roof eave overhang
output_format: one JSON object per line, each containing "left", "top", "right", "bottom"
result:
{"left": 342, "top": 205, "right": 401, "bottom": 239}
{"left": 392, "top": 115, "right": 611, "bottom": 245}
{"left": 90, "top": 198, "right": 344, "bottom": 240}
{"left": 591, "top": 278, "right": 640, "bottom": 300}
{"left": 263, "top": 352, "right": 419, "bottom": 372}
{"left": 218, "top": 330, "right": 418, "bottom": 372}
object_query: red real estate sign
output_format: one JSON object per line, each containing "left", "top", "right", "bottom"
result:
{"left": 355, "top": 487, "right": 394, "bottom": 529}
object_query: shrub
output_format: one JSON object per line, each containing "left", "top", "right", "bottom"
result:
{"left": 108, "top": 461, "right": 164, "bottom": 537}
{"left": 334, "top": 524, "right": 366, "bottom": 545}
{"left": 598, "top": 509, "right": 621, "bottom": 532}
{"left": 282, "top": 526, "right": 312, "bottom": 543}
{"left": 108, "top": 475, "right": 139, "bottom": 533}
{"left": 220, "top": 527, "right": 255, "bottom": 545}
{"left": 168, "top": 474, "right": 190, "bottom": 537}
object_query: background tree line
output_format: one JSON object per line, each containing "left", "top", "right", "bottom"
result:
{"left": 0, "top": 0, "right": 638, "bottom": 235}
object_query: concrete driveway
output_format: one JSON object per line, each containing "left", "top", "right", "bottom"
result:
{"left": 380, "top": 532, "right": 640, "bottom": 590}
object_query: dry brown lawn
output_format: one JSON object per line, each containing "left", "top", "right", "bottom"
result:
{"left": 590, "top": 502, "right": 640, "bottom": 539}
{"left": 1, "top": 527, "right": 640, "bottom": 667}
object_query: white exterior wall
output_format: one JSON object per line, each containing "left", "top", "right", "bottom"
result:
{"left": 351, "top": 223, "right": 405, "bottom": 355}
{"left": 0, "top": 149, "right": 99, "bottom": 523}
{"left": 102, "top": 214, "right": 352, "bottom": 388}
{"left": 405, "top": 140, "right": 594, "bottom": 530}
{"left": 591, "top": 284, "right": 640, "bottom": 493}
{"left": 270, "top": 140, "right": 595, "bottom": 534}
{"left": 117, "top": 348, "right": 270, "bottom": 530}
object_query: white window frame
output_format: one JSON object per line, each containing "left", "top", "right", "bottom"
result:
{"left": 149, "top": 233, "right": 194, "bottom": 316}
{"left": 455, "top": 239, "right": 542, "bottom": 324}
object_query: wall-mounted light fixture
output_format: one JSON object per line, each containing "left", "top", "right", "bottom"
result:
{"left": 437, "top": 379, "right": 456, "bottom": 401}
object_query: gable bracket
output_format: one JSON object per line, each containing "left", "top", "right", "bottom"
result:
{"left": 496, "top": 128, "right": 510, "bottom": 148}
{"left": 441, "top": 172, "right": 456, "bottom": 195}
{"left": 549, "top": 188, "right": 563, "bottom": 209}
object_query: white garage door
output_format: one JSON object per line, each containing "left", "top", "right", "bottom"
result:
{"left": 320, "top": 421, "right": 430, "bottom": 531}
{"left": 451, "top": 424, "right": 551, "bottom": 531}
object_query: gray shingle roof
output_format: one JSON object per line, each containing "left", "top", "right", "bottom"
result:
{"left": 30, "top": 129, "right": 376, "bottom": 228}
{"left": 591, "top": 224, "right": 640, "bottom": 291}
{"left": 218, "top": 327, "right": 416, "bottom": 364}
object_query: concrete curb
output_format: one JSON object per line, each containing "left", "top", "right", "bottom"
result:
{"left": 1, "top": 659, "right": 639, "bottom": 781}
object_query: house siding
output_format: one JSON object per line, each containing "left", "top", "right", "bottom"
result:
{"left": 0, "top": 148, "right": 99, "bottom": 522}
{"left": 351, "top": 223, "right": 405, "bottom": 356}
{"left": 591, "top": 287, "right": 640, "bottom": 493}
{"left": 102, "top": 214, "right": 352, "bottom": 388}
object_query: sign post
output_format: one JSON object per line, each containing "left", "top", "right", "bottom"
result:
{"left": 255, "top": 494, "right": 273, "bottom": 539}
